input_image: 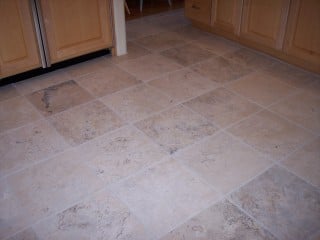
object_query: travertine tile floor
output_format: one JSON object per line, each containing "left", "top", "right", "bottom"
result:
{"left": 1, "top": 10, "right": 320, "bottom": 240}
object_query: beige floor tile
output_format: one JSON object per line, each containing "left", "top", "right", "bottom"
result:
{"left": 0, "top": 149, "right": 104, "bottom": 239}
{"left": 228, "top": 110, "right": 314, "bottom": 160}
{"left": 185, "top": 87, "right": 260, "bottom": 127}
{"left": 134, "top": 31, "right": 185, "bottom": 52}
{"left": 0, "top": 84, "right": 19, "bottom": 102}
{"left": 14, "top": 70, "right": 71, "bottom": 95}
{"left": 262, "top": 62, "right": 319, "bottom": 88}
{"left": 75, "top": 126, "right": 166, "bottom": 184}
{"left": 282, "top": 137, "right": 320, "bottom": 188}
{"left": 270, "top": 92, "right": 320, "bottom": 133}
{"left": 227, "top": 72, "right": 297, "bottom": 106}
{"left": 224, "top": 48, "right": 275, "bottom": 70}
{"left": 76, "top": 65, "right": 140, "bottom": 97}
{"left": 230, "top": 166, "right": 320, "bottom": 240}
{"left": 66, "top": 57, "right": 111, "bottom": 78}
{"left": 161, "top": 199, "right": 276, "bottom": 240}
{"left": 145, "top": 11, "right": 190, "bottom": 30}
{"left": 172, "top": 25, "right": 211, "bottom": 42}
{"left": 135, "top": 105, "right": 217, "bottom": 153}
{"left": 49, "top": 101, "right": 123, "bottom": 146}
{"left": 29, "top": 189, "right": 148, "bottom": 240}
{"left": 194, "top": 36, "right": 239, "bottom": 55}
{"left": 26, "top": 80, "right": 92, "bottom": 116}
{"left": 176, "top": 132, "right": 271, "bottom": 193}
{"left": 0, "top": 120, "right": 69, "bottom": 177}
{"left": 161, "top": 43, "right": 215, "bottom": 66}
{"left": 192, "top": 56, "right": 252, "bottom": 84}
{"left": 118, "top": 54, "right": 182, "bottom": 82}
{"left": 148, "top": 69, "right": 217, "bottom": 102}
{"left": 0, "top": 96, "right": 41, "bottom": 133}
{"left": 126, "top": 19, "right": 166, "bottom": 41}
{"left": 101, "top": 84, "right": 173, "bottom": 122}
{"left": 109, "top": 159, "right": 220, "bottom": 239}
{"left": 109, "top": 42, "right": 151, "bottom": 63}
{"left": 303, "top": 80, "right": 320, "bottom": 98}
{"left": 309, "top": 231, "right": 320, "bottom": 240}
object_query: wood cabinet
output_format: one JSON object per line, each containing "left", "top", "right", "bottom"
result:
{"left": 0, "top": 0, "right": 41, "bottom": 78}
{"left": 240, "top": 0, "right": 290, "bottom": 49}
{"left": 284, "top": 0, "right": 320, "bottom": 71}
{"left": 185, "top": 0, "right": 212, "bottom": 25}
{"left": 39, "top": 0, "right": 113, "bottom": 64}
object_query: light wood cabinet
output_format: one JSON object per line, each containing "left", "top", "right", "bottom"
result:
{"left": 39, "top": 0, "right": 113, "bottom": 64}
{"left": 284, "top": 0, "right": 320, "bottom": 71}
{"left": 185, "top": 0, "right": 212, "bottom": 25}
{"left": 240, "top": 0, "right": 290, "bottom": 49}
{"left": 0, "top": 0, "right": 41, "bottom": 78}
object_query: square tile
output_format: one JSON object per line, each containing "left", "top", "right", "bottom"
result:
{"left": 161, "top": 43, "right": 215, "bottom": 66}
{"left": 0, "top": 84, "right": 19, "bottom": 102}
{"left": 109, "top": 42, "right": 151, "bottom": 63}
{"left": 230, "top": 166, "right": 320, "bottom": 240}
{"left": 49, "top": 100, "right": 123, "bottom": 146}
{"left": 194, "top": 36, "right": 239, "bottom": 55}
{"left": 303, "top": 80, "right": 320, "bottom": 98}
{"left": 227, "top": 72, "right": 297, "bottom": 106}
{"left": 269, "top": 92, "right": 320, "bottom": 133}
{"left": 101, "top": 84, "right": 173, "bottom": 122}
{"left": 148, "top": 69, "right": 217, "bottom": 102}
{"left": 134, "top": 31, "right": 185, "bottom": 52}
{"left": 161, "top": 200, "right": 276, "bottom": 240}
{"left": 172, "top": 25, "right": 211, "bottom": 42}
{"left": 14, "top": 70, "right": 71, "bottom": 95}
{"left": 192, "top": 56, "right": 252, "bottom": 84}
{"left": 185, "top": 87, "right": 260, "bottom": 127}
{"left": 76, "top": 65, "right": 140, "bottom": 97}
{"left": 135, "top": 105, "right": 217, "bottom": 153}
{"left": 30, "top": 190, "right": 147, "bottom": 240}
{"left": 176, "top": 132, "right": 272, "bottom": 193}
{"left": 26, "top": 80, "right": 92, "bottom": 116}
{"left": 145, "top": 11, "right": 190, "bottom": 30}
{"left": 126, "top": 19, "right": 165, "bottom": 41}
{"left": 224, "top": 48, "right": 275, "bottom": 70}
{"left": 0, "top": 120, "right": 69, "bottom": 177}
{"left": 0, "top": 96, "right": 41, "bottom": 133}
{"left": 0, "top": 149, "right": 104, "bottom": 239}
{"left": 109, "top": 159, "right": 220, "bottom": 239}
{"left": 118, "top": 54, "right": 182, "bottom": 82}
{"left": 75, "top": 126, "right": 166, "bottom": 184}
{"left": 228, "top": 110, "right": 314, "bottom": 160}
{"left": 282, "top": 137, "right": 320, "bottom": 188}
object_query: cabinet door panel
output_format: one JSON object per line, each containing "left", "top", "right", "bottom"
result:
{"left": 241, "top": 0, "right": 290, "bottom": 49}
{"left": 284, "top": 0, "right": 320, "bottom": 71}
{"left": 185, "top": 0, "right": 212, "bottom": 25}
{"left": 40, "top": 0, "right": 113, "bottom": 63}
{"left": 0, "top": 0, "right": 41, "bottom": 78}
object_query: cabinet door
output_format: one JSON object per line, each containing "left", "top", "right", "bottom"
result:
{"left": 212, "top": 0, "right": 242, "bottom": 35}
{"left": 40, "top": 0, "right": 113, "bottom": 64}
{"left": 241, "top": 0, "right": 290, "bottom": 49}
{"left": 284, "top": 0, "right": 320, "bottom": 71}
{"left": 185, "top": 0, "right": 212, "bottom": 25}
{"left": 0, "top": 0, "right": 41, "bottom": 78}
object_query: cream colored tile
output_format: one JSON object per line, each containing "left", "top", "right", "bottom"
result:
{"left": 76, "top": 65, "right": 140, "bottom": 97}
{"left": 303, "top": 80, "right": 320, "bottom": 98}
{"left": 0, "top": 96, "right": 41, "bottom": 133}
{"left": 109, "top": 159, "right": 220, "bottom": 239}
{"left": 50, "top": 101, "right": 123, "bottom": 146}
{"left": 148, "top": 69, "right": 217, "bottom": 102}
{"left": 0, "top": 148, "right": 104, "bottom": 239}
{"left": 135, "top": 105, "right": 217, "bottom": 153}
{"left": 118, "top": 54, "right": 182, "bottom": 82}
{"left": 194, "top": 36, "right": 239, "bottom": 55}
{"left": 26, "top": 80, "right": 92, "bottom": 116}
{"left": 145, "top": 11, "right": 190, "bottom": 30}
{"left": 0, "top": 120, "right": 69, "bottom": 177}
{"left": 185, "top": 88, "right": 260, "bottom": 127}
{"left": 75, "top": 126, "right": 166, "bottom": 184}
{"left": 0, "top": 84, "right": 19, "bottom": 102}
{"left": 176, "top": 132, "right": 271, "bottom": 193}
{"left": 109, "top": 42, "right": 151, "bottom": 63}
{"left": 228, "top": 110, "right": 314, "bottom": 160}
{"left": 173, "top": 25, "right": 211, "bottom": 42}
{"left": 192, "top": 57, "right": 252, "bottom": 84}
{"left": 282, "top": 137, "right": 320, "bottom": 188}
{"left": 161, "top": 43, "right": 215, "bottom": 66}
{"left": 227, "top": 72, "right": 297, "bottom": 106}
{"left": 14, "top": 70, "right": 71, "bottom": 95}
{"left": 126, "top": 19, "right": 166, "bottom": 41}
{"left": 101, "top": 84, "right": 173, "bottom": 122}
{"left": 270, "top": 92, "right": 320, "bottom": 133}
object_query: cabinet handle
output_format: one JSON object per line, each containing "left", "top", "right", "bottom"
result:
{"left": 192, "top": 4, "right": 200, "bottom": 10}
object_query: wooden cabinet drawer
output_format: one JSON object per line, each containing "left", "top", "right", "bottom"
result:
{"left": 185, "top": 0, "right": 212, "bottom": 25}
